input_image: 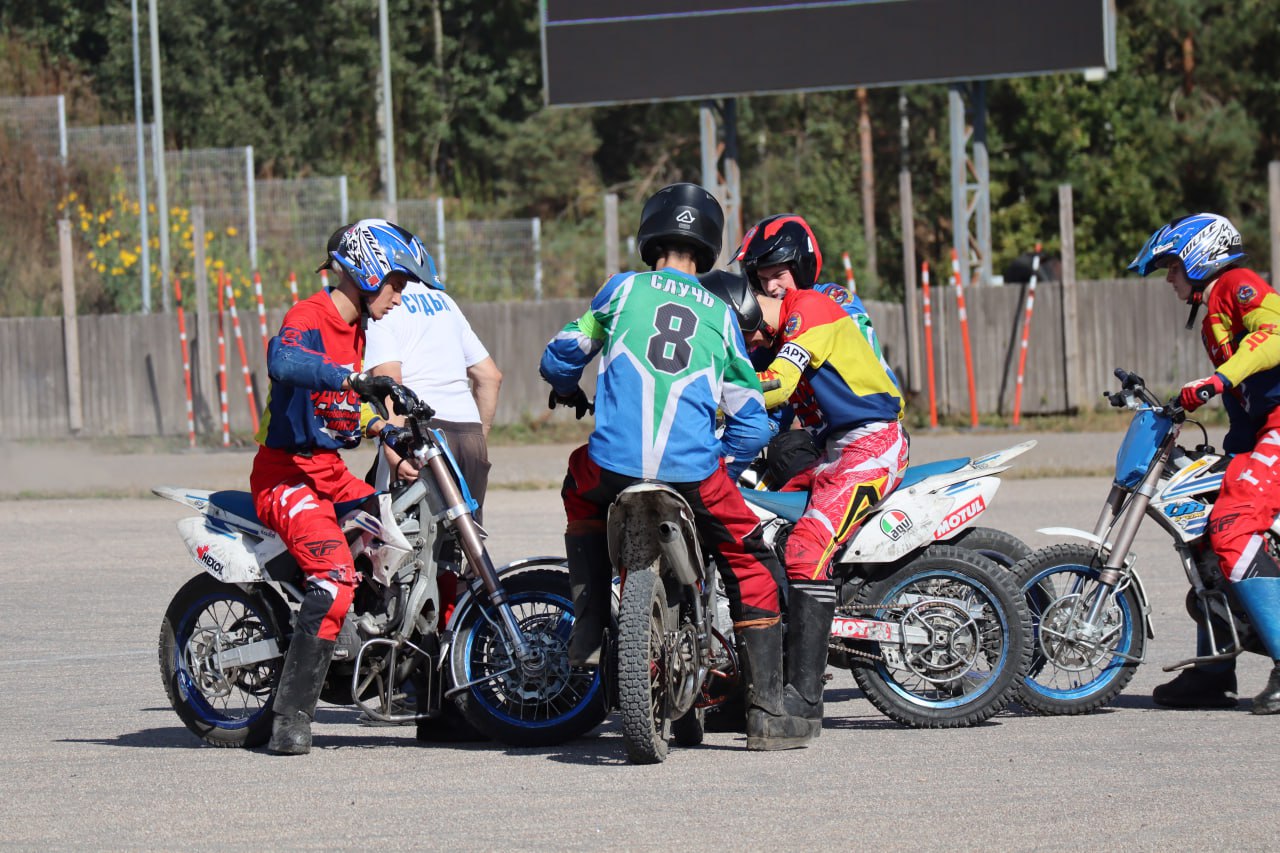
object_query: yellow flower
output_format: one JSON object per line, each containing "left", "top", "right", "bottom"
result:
{"left": 213, "top": 259, "right": 225, "bottom": 270}
{"left": 120, "top": 250, "right": 138, "bottom": 268}
{"left": 148, "top": 203, "right": 156, "bottom": 214}
{"left": 67, "top": 191, "right": 78, "bottom": 202}
{"left": 112, "top": 230, "right": 121, "bottom": 239}
{"left": 226, "top": 226, "right": 238, "bottom": 237}
{"left": 80, "top": 221, "right": 89, "bottom": 232}
{"left": 205, "top": 231, "right": 214, "bottom": 244}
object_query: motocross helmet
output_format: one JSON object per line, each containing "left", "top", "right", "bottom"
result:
{"left": 735, "top": 214, "right": 823, "bottom": 291}
{"left": 1128, "top": 213, "right": 1245, "bottom": 289}
{"left": 636, "top": 183, "right": 724, "bottom": 274}
{"left": 330, "top": 218, "right": 444, "bottom": 293}
{"left": 699, "top": 269, "right": 763, "bottom": 335}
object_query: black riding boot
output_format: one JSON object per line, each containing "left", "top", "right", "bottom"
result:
{"left": 1152, "top": 666, "right": 1238, "bottom": 709}
{"left": 565, "top": 532, "right": 612, "bottom": 668}
{"left": 738, "top": 621, "right": 814, "bottom": 751}
{"left": 1252, "top": 662, "right": 1280, "bottom": 715}
{"left": 268, "top": 632, "right": 336, "bottom": 755}
{"left": 783, "top": 583, "right": 836, "bottom": 739}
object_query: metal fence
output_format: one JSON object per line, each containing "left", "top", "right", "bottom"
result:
{"left": 1, "top": 95, "right": 548, "bottom": 311}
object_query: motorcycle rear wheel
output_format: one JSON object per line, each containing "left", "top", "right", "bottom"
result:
{"left": 617, "top": 567, "right": 677, "bottom": 764}
{"left": 450, "top": 568, "right": 608, "bottom": 747}
{"left": 1013, "top": 543, "right": 1145, "bottom": 715}
{"left": 950, "top": 526, "right": 1032, "bottom": 569}
{"left": 849, "top": 545, "right": 1032, "bottom": 728}
{"left": 158, "top": 573, "right": 290, "bottom": 748}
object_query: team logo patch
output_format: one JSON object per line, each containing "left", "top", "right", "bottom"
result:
{"left": 828, "top": 288, "right": 848, "bottom": 304}
{"left": 879, "top": 509, "right": 912, "bottom": 541}
{"left": 1237, "top": 284, "right": 1256, "bottom": 304}
{"left": 783, "top": 313, "right": 802, "bottom": 337}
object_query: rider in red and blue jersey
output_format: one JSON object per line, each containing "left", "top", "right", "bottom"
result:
{"left": 1131, "top": 212, "right": 1280, "bottom": 715}
{"left": 251, "top": 219, "right": 434, "bottom": 754}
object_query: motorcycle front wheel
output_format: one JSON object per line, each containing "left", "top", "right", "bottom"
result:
{"left": 449, "top": 568, "right": 607, "bottom": 747}
{"left": 1013, "top": 543, "right": 1146, "bottom": 715}
{"left": 849, "top": 545, "right": 1032, "bottom": 728}
{"left": 158, "top": 573, "right": 290, "bottom": 748}
{"left": 617, "top": 567, "right": 678, "bottom": 764}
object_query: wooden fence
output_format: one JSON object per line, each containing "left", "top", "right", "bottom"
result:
{"left": 0, "top": 279, "right": 1208, "bottom": 439}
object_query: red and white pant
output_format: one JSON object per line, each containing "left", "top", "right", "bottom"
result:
{"left": 1210, "top": 409, "right": 1280, "bottom": 583}
{"left": 781, "top": 420, "right": 909, "bottom": 582}
{"left": 251, "top": 446, "right": 374, "bottom": 641}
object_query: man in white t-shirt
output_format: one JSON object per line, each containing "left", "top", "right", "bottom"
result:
{"left": 364, "top": 277, "right": 502, "bottom": 518}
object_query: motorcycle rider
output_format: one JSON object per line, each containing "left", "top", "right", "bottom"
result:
{"left": 540, "top": 182, "right": 812, "bottom": 750}
{"left": 1131, "top": 212, "right": 1280, "bottom": 714}
{"left": 703, "top": 226, "right": 907, "bottom": 740}
{"left": 252, "top": 219, "right": 435, "bottom": 754}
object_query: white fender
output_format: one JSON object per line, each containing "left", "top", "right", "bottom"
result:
{"left": 841, "top": 476, "right": 1003, "bottom": 564}
{"left": 1037, "top": 526, "right": 1105, "bottom": 546}
{"left": 177, "top": 516, "right": 266, "bottom": 583}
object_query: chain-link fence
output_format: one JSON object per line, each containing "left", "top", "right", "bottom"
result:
{"left": 1, "top": 95, "right": 547, "bottom": 313}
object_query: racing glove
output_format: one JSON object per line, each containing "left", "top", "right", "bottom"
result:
{"left": 348, "top": 371, "right": 399, "bottom": 418}
{"left": 547, "top": 386, "right": 594, "bottom": 420}
{"left": 1179, "top": 373, "right": 1227, "bottom": 412}
{"left": 379, "top": 424, "right": 408, "bottom": 454}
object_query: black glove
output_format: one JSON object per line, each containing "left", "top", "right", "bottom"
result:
{"left": 548, "top": 387, "right": 594, "bottom": 420}
{"left": 379, "top": 424, "right": 408, "bottom": 454}
{"left": 348, "top": 372, "right": 398, "bottom": 420}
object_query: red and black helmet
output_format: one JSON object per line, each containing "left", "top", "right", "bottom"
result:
{"left": 735, "top": 214, "right": 822, "bottom": 290}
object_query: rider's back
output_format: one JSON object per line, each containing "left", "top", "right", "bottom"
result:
{"left": 542, "top": 268, "right": 767, "bottom": 482}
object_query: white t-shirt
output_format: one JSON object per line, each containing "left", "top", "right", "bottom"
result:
{"left": 364, "top": 282, "right": 490, "bottom": 423}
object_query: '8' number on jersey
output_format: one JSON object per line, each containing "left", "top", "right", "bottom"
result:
{"left": 646, "top": 303, "right": 699, "bottom": 374}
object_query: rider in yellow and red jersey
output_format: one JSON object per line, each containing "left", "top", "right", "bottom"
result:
{"left": 1131, "top": 212, "right": 1280, "bottom": 715}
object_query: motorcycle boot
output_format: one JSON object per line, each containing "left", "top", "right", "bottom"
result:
{"left": 565, "top": 531, "right": 612, "bottom": 668}
{"left": 782, "top": 582, "right": 837, "bottom": 739}
{"left": 1231, "top": 572, "right": 1280, "bottom": 715}
{"left": 738, "top": 621, "right": 813, "bottom": 750}
{"left": 1153, "top": 621, "right": 1238, "bottom": 709}
{"left": 268, "top": 631, "right": 336, "bottom": 755}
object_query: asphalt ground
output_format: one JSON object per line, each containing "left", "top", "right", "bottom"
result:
{"left": 2, "top": 435, "right": 1279, "bottom": 850}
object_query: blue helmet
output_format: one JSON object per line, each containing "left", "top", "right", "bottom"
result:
{"left": 1128, "top": 213, "right": 1245, "bottom": 282}
{"left": 330, "top": 219, "right": 444, "bottom": 293}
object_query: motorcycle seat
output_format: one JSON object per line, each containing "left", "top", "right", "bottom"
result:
{"left": 208, "top": 490, "right": 369, "bottom": 527}
{"left": 739, "top": 456, "right": 972, "bottom": 523}
{"left": 897, "top": 457, "right": 969, "bottom": 490}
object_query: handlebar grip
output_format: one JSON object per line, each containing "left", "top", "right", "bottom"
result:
{"left": 1198, "top": 386, "right": 1216, "bottom": 402}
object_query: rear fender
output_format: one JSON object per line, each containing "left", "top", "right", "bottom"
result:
{"left": 840, "top": 476, "right": 1002, "bottom": 564}
{"left": 606, "top": 483, "right": 702, "bottom": 583}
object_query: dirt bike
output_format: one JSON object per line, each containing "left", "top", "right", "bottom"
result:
{"left": 1012, "top": 367, "right": 1270, "bottom": 714}
{"left": 156, "top": 382, "right": 607, "bottom": 748}
{"left": 737, "top": 440, "right": 1037, "bottom": 728}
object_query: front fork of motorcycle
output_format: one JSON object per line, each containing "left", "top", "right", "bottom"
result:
{"left": 416, "top": 446, "right": 542, "bottom": 673}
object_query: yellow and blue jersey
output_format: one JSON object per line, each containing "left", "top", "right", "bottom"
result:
{"left": 759, "top": 289, "right": 903, "bottom": 442}
{"left": 1202, "top": 268, "right": 1280, "bottom": 436}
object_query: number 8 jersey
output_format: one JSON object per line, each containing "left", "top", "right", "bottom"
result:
{"left": 540, "top": 268, "right": 771, "bottom": 482}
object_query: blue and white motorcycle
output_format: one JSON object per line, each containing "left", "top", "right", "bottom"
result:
{"left": 1012, "top": 368, "right": 1270, "bottom": 714}
{"left": 156, "top": 383, "right": 607, "bottom": 748}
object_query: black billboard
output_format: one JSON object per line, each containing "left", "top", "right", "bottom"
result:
{"left": 542, "top": 0, "right": 1116, "bottom": 107}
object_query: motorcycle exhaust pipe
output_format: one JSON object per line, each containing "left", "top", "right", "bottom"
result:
{"left": 658, "top": 521, "right": 699, "bottom": 587}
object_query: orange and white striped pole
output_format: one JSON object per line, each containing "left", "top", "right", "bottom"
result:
{"left": 319, "top": 267, "right": 329, "bottom": 291}
{"left": 216, "top": 276, "right": 231, "bottom": 447}
{"left": 289, "top": 270, "right": 300, "bottom": 304}
{"left": 173, "top": 277, "right": 196, "bottom": 448}
{"left": 252, "top": 270, "right": 269, "bottom": 359}
{"left": 950, "top": 248, "right": 979, "bottom": 428}
{"left": 1011, "top": 243, "right": 1043, "bottom": 426}
{"left": 225, "top": 273, "right": 260, "bottom": 433}
{"left": 841, "top": 251, "right": 857, "bottom": 296}
{"left": 921, "top": 260, "right": 938, "bottom": 429}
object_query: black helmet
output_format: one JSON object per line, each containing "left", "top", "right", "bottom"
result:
{"left": 699, "top": 269, "right": 763, "bottom": 335}
{"left": 636, "top": 183, "right": 724, "bottom": 274}
{"left": 735, "top": 213, "right": 822, "bottom": 290}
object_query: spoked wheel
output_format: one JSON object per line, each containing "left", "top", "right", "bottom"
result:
{"left": 450, "top": 568, "right": 608, "bottom": 747}
{"left": 950, "top": 526, "right": 1033, "bottom": 569}
{"left": 850, "top": 545, "right": 1032, "bottom": 728}
{"left": 158, "top": 573, "right": 290, "bottom": 748}
{"left": 1013, "top": 543, "right": 1146, "bottom": 715}
{"left": 617, "top": 567, "right": 678, "bottom": 764}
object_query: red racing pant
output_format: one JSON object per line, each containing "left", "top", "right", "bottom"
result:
{"left": 250, "top": 446, "right": 374, "bottom": 641}
{"left": 1209, "top": 409, "right": 1280, "bottom": 583}
{"left": 562, "top": 445, "right": 782, "bottom": 625}
{"left": 782, "top": 420, "right": 908, "bottom": 582}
